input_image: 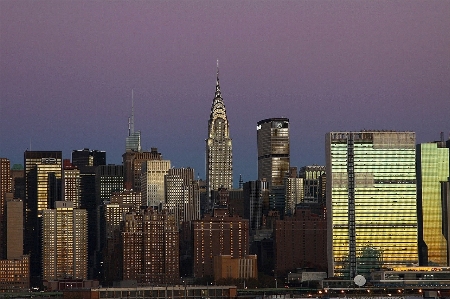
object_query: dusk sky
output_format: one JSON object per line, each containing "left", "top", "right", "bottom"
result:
{"left": 1, "top": 1, "right": 449, "bottom": 186}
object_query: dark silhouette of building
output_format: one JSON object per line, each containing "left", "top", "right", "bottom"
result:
{"left": 71, "top": 149, "right": 106, "bottom": 280}
{"left": 274, "top": 208, "right": 327, "bottom": 278}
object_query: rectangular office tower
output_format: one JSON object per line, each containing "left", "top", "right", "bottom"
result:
{"left": 42, "top": 201, "right": 87, "bottom": 281}
{"left": 417, "top": 141, "right": 450, "bottom": 266}
{"left": 326, "top": 131, "right": 418, "bottom": 279}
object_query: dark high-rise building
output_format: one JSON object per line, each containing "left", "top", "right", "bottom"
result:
{"left": 72, "top": 149, "right": 106, "bottom": 168}
{"left": 0, "top": 158, "right": 11, "bottom": 259}
{"left": 11, "top": 164, "right": 25, "bottom": 202}
{"left": 24, "top": 150, "right": 62, "bottom": 285}
{"left": 206, "top": 62, "right": 233, "bottom": 202}
{"left": 95, "top": 165, "right": 124, "bottom": 203}
{"left": 299, "top": 165, "right": 326, "bottom": 204}
{"left": 192, "top": 208, "right": 249, "bottom": 278}
{"left": 274, "top": 208, "right": 327, "bottom": 277}
{"left": 417, "top": 140, "right": 450, "bottom": 266}
{"left": 243, "top": 180, "right": 269, "bottom": 234}
{"left": 71, "top": 149, "right": 106, "bottom": 280}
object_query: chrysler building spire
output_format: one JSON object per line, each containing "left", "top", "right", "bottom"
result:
{"left": 215, "top": 59, "right": 221, "bottom": 97}
{"left": 206, "top": 62, "right": 233, "bottom": 205}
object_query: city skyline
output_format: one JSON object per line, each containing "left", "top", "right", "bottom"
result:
{"left": 1, "top": 1, "right": 450, "bottom": 186}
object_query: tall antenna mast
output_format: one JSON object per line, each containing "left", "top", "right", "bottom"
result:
{"left": 131, "top": 89, "right": 135, "bottom": 134}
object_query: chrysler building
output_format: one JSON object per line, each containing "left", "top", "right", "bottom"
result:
{"left": 206, "top": 61, "right": 233, "bottom": 202}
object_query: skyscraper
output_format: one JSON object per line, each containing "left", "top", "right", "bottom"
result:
{"left": 326, "top": 131, "right": 418, "bottom": 279}
{"left": 0, "top": 197, "right": 29, "bottom": 292}
{"left": 122, "top": 208, "right": 179, "bottom": 285}
{"left": 42, "top": 201, "right": 87, "bottom": 281}
{"left": 125, "top": 89, "right": 141, "bottom": 153}
{"left": 71, "top": 148, "right": 106, "bottom": 280}
{"left": 257, "top": 118, "right": 290, "bottom": 215}
{"left": 63, "top": 160, "right": 81, "bottom": 208}
{"left": 141, "top": 159, "right": 171, "bottom": 208}
{"left": 24, "top": 151, "right": 62, "bottom": 284}
{"left": 417, "top": 141, "right": 450, "bottom": 266}
{"left": 72, "top": 149, "right": 106, "bottom": 168}
{"left": 243, "top": 180, "right": 269, "bottom": 233}
{"left": 122, "top": 148, "right": 163, "bottom": 191}
{"left": 206, "top": 62, "right": 233, "bottom": 200}
{"left": 0, "top": 158, "right": 11, "bottom": 259}
{"left": 165, "top": 167, "right": 200, "bottom": 228}
{"left": 192, "top": 208, "right": 249, "bottom": 278}
{"left": 257, "top": 118, "right": 290, "bottom": 187}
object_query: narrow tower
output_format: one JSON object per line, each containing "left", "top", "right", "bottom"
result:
{"left": 126, "top": 89, "right": 141, "bottom": 152}
{"left": 206, "top": 61, "right": 233, "bottom": 203}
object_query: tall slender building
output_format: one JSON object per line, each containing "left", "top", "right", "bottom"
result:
{"left": 165, "top": 167, "right": 200, "bottom": 228}
{"left": 326, "top": 131, "right": 418, "bottom": 279}
{"left": 24, "top": 151, "right": 62, "bottom": 284}
{"left": 417, "top": 140, "right": 450, "bottom": 266}
{"left": 257, "top": 118, "right": 290, "bottom": 187}
{"left": 125, "top": 90, "right": 141, "bottom": 153}
{"left": 206, "top": 62, "right": 233, "bottom": 201}
{"left": 257, "top": 118, "right": 290, "bottom": 215}
{"left": 0, "top": 158, "right": 11, "bottom": 259}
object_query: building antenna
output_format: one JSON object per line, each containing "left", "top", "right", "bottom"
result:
{"left": 131, "top": 89, "right": 135, "bottom": 134}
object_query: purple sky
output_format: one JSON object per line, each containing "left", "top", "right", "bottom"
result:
{"left": 1, "top": 1, "right": 449, "bottom": 185}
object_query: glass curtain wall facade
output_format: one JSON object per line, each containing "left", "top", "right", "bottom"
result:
{"left": 417, "top": 142, "right": 450, "bottom": 266}
{"left": 257, "top": 118, "right": 290, "bottom": 187}
{"left": 326, "top": 131, "right": 418, "bottom": 279}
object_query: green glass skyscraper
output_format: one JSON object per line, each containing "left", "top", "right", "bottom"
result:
{"left": 326, "top": 131, "right": 418, "bottom": 279}
{"left": 417, "top": 141, "right": 450, "bottom": 266}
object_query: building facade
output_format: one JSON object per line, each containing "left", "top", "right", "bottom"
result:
{"left": 192, "top": 208, "right": 249, "bottom": 278}
{"left": 72, "top": 149, "right": 106, "bottom": 168}
{"left": 0, "top": 158, "right": 11, "bottom": 259}
{"left": 326, "top": 131, "right": 418, "bottom": 279}
{"left": 257, "top": 118, "right": 290, "bottom": 216}
{"left": 206, "top": 64, "right": 233, "bottom": 200}
{"left": 299, "top": 165, "right": 326, "bottom": 204}
{"left": 257, "top": 118, "right": 290, "bottom": 187}
{"left": 417, "top": 141, "right": 450, "bottom": 266}
{"left": 42, "top": 201, "right": 88, "bottom": 281}
{"left": 243, "top": 180, "right": 269, "bottom": 234}
{"left": 24, "top": 151, "right": 62, "bottom": 284}
{"left": 141, "top": 159, "right": 171, "bottom": 208}
{"left": 122, "top": 208, "right": 179, "bottom": 285}
{"left": 63, "top": 160, "right": 81, "bottom": 208}
{"left": 213, "top": 255, "right": 258, "bottom": 281}
{"left": 274, "top": 208, "right": 327, "bottom": 277}
{"left": 284, "top": 177, "right": 304, "bottom": 216}
{"left": 122, "top": 148, "right": 163, "bottom": 191}
{"left": 165, "top": 167, "right": 200, "bottom": 228}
